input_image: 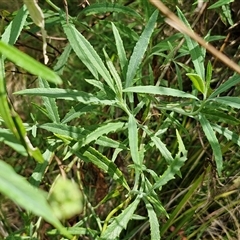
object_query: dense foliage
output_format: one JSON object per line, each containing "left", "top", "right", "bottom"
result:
{"left": 0, "top": 0, "right": 240, "bottom": 239}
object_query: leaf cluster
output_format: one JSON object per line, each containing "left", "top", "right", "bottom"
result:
{"left": 0, "top": 0, "right": 240, "bottom": 239}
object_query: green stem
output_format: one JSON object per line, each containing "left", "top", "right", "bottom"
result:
{"left": 45, "top": 0, "right": 61, "bottom": 12}
{"left": 101, "top": 196, "right": 131, "bottom": 233}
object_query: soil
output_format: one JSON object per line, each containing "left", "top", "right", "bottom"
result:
{"left": 1, "top": 0, "right": 23, "bottom": 12}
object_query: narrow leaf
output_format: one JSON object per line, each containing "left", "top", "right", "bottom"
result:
{"left": 176, "top": 129, "right": 187, "bottom": 157}
{"left": 53, "top": 43, "right": 72, "bottom": 75}
{"left": 213, "top": 96, "right": 240, "bottom": 109}
{"left": 29, "top": 148, "right": 54, "bottom": 187}
{"left": 206, "top": 61, "right": 212, "bottom": 95}
{"left": 144, "top": 199, "right": 160, "bottom": 240}
{"left": 123, "top": 85, "right": 199, "bottom": 99}
{"left": 104, "top": 49, "right": 123, "bottom": 98}
{"left": 38, "top": 78, "right": 60, "bottom": 123}
{"left": 62, "top": 23, "right": 115, "bottom": 92}
{"left": 39, "top": 123, "right": 85, "bottom": 140}
{"left": 128, "top": 115, "right": 140, "bottom": 166}
{"left": 101, "top": 197, "right": 141, "bottom": 239}
{"left": 79, "top": 147, "right": 130, "bottom": 191}
{"left": 61, "top": 103, "right": 98, "bottom": 124}
{"left": 201, "top": 107, "right": 240, "bottom": 125}
{"left": 0, "top": 41, "right": 62, "bottom": 84}
{"left": 125, "top": 10, "right": 158, "bottom": 87}
{"left": 112, "top": 22, "right": 128, "bottom": 72}
{"left": 1, "top": 5, "right": 28, "bottom": 45}
{"left": 152, "top": 130, "right": 187, "bottom": 190}
{"left": 95, "top": 136, "right": 128, "bottom": 150}
{"left": 154, "top": 157, "right": 186, "bottom": 190}
{"left": 143, "top": 126, "right": 174, "bottom": 164}
{"left": 40, "top": 122, "right": 127, "bottom": 150}
{"left": 208, "top": 0, "right": 234, "bottom": 9}
{"left": 209, "top": 74, "right": 240, "bottom": 98}
{"left": 186, "top": 73, "right": 205, "bottom": 94}
{"left": 177, "top": 7, "right": 205, "bottom": 80}
{"left": 199, "top": 113, "right": 223, "bottom": 175}
{"left": 81, "top": 3, "right": 142, "bottom": 19}
{"left": 15, "top": 88, "right": 116, "bottom": 105}
{"left": 144, "top": 178, "right": 168, "bottom": 216}
{"left": 48, "top": 227, "right": 98, "bottom": 237}
{"left": 212, "top": 124, "right": 240, "bottom": 147}
{"left": 84, "top": 122, "right": 126, "bottom": 146}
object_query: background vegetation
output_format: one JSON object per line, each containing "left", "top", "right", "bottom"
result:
{"left": 0, "top": 0, "right": 240, "bottom": 239}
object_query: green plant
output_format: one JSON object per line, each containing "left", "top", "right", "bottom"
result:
{"left": 0, "top": 0, "right": 240, "bottom": 239}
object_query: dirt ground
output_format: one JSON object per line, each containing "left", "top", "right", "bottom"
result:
{"left": 1, "top": 0, "right": 23, "bottom": 12}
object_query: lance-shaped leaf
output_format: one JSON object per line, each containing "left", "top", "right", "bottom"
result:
{"left": 186, "top": 73, "right": 205, "bottom": 94}
{"left": 0, "top": 41, "right": 61, "bottom": 84}
{"left": 101, "top": 197, "right": 141, "bottom": 239}
{"left": 125, "top": 10, "right": 158, "bottom": 88}
{"left": 199, "top": 113, "right": 223, "bottom": 175}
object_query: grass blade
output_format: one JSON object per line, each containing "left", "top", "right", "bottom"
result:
{"left": 161, "top": 173, "right": 205, "bottom": 235}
